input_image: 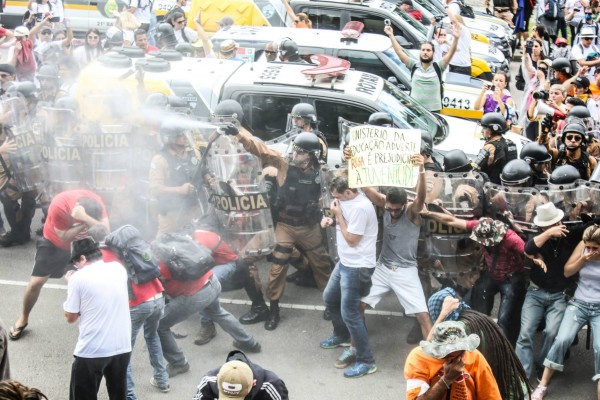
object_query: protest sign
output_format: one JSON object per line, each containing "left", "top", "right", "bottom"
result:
{"left": 347, "top": 125, "right": 420, "bottom": 188}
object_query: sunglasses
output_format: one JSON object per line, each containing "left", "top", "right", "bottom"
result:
{"left": 566, "top": 134, "right": 583, "bottom": 141}
{"left": 87, "top": 35, "right": 99, "bottom": 39}
{"left": 0, "top": 74, "right": 10, "bottom": 78}
{"left": 538, "top": 68, "right": 548, "bottom": 72}
{"left": 556, "top": 43, "right": 568, "bottom": 47}
{"left": 583, "top": 37, "right": 594, "bottom": 41}
{"left": 264, "top": 50, "right": 277, "bottom": 55}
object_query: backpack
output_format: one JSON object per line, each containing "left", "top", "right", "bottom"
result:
{"left": 457, "top": 0, "right": 475, "bottom": 18}
{"left": 411, "top": 62, "right": 444, "bottom": 99}
{"left": 104, "top": 225, "right": 161, "bottom": 300}
{"left": 152, "top": 233, "right": 217, "bottom": 281}
{"left": 543, "top": 0, "right": 559, "bottom": 20}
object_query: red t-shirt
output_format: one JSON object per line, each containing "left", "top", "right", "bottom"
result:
{"left": 44, "top": 190, "right": 108, "bottom": 250}
{"left": 101, "top": 248, "right": 164, "bottom": 308}
{"left": 193, "top": 230, "right": 238, "bottom": 265}
{"left": 465, "top": 220, "right": 524, "bottom": 280}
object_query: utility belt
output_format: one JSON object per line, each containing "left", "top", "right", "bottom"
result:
{"left": 278, "top": 212, "right": 311, "bottom": 227}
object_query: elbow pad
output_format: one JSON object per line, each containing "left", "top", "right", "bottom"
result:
{"left": 474, "top": 148, "right": 490, "bottom": 169}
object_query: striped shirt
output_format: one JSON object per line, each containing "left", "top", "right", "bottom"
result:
{"left": 407, "top": 58, "right": 445, "bottom": 112}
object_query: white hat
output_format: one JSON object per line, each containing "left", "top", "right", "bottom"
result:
{"left": 14, "top": 26, "right": 30, "bottom": 37}
{"left": 533, "top": 202, "right": 564, "bottom": 227}
{"left": 580, "top": 26, "right": 597, "bottom": 38}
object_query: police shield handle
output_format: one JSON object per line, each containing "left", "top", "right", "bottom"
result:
{"left": 220, "top": 124, "right": 239, "bottom": 136}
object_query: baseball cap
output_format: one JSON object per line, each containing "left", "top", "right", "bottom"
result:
{"left": 217, "top": 360, "right": 253, "bottom": 399}
{"left": 574, "top": 76, "right": 591, "bottom": 87}
{"left": 14, "top": 26, "right": 30, "bottom": 37}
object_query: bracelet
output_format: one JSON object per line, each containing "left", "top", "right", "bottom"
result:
{"left": 440, "top": 377, "right": 451, "bottom": 390}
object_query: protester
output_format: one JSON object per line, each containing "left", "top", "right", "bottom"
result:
{"left": 404, "top": 320, "right": 501, "bottom": 399}
{"left": 72, "top": 28, "right": 102, "bottom": 68}
{"left": 0, "top": 380, "right": 48, "bottom": 400}
{"left": 134, "top": 28, "right": 158, "bottom": 53}
{"left": 474, "top": 71, "right": 516, "bottom": 124}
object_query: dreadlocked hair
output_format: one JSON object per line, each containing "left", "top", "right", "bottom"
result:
{"left": 0, "top": 380, "right": 48, "bottom": 400}
{"left": 459, "top": 310, "right": 532, "bottom": 400}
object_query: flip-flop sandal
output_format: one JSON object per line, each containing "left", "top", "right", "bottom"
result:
{"left": 8, "top": 323, "right": 28, "bottom": 340}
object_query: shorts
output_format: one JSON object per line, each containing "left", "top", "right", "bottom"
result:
{"left": 31, "top": 237, "right": 71, "bottom": 278}
{"left": 361, "top": 263, "right": 428, "bottom": 315}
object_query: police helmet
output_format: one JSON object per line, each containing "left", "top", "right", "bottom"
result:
{"left": 54, "top": 96, "right": 79, "bottom": 113}
{"left": 519, "top": 142, "right": 552, "bottom": 164}
{"left": 367, "top": 112, "right": 393, "bottom": 127}
{"left": 14, "top": 82, "right": 38, "bottom": 100}
{"left": 568, "top": 105, "right": 591, "bottom": 119}
{"left": 500, "top": 159, "right": 533, "bottom": 186}
{"left": 480, "top": 112, "right": 507, "bottom": 135}
{"left": 107, "top": 29, "right": 124, "bottom": 47}
{"left": 145, "top": 92, "right": 169, "bottom": 108}
{"left": 279, "top": 38, "right": 299, "bottom": 59}
{"left": 551, "top": 57, "right": 572, "bottom": 74}
{"left": 159, "top": 123, "right": 186, "bottom": 145}
{"left": 549, "top": 164, "right": 581, "bottom": 185}
{"left": 290, "top": 103, "right": 317, "bottom": 123}
{"left": 443, "top": 149, "right": 472, "bottom": 173}
{"left": 293, "top": 131, "right": 321, "bottom": 156}
{"left": 175, "top": 43, "right": 195, "bottom": 57}
{"left": 167, "top": 96, "right": 189, "bottom": 109}
{"left": 213, "top": 99, "right": 244, "bottom": 124}
{"left": 155, "top": 23, "right": 177, "bottom": 48}
{"left": 36, "top": 64, "right": 59, "bottom": 81}
{"left": 561, "top": 122, "right": 587, "bottom": 144}
{"left": 420, "top": 131, "right": 433, "bottom": 157}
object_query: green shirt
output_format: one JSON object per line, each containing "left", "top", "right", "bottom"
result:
{"left": 406, "top": 58, "right": 445, "bottom": 112}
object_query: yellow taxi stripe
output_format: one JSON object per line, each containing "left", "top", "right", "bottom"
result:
{"left": 7, "top": 0, "right": 96, "bottom": 11}
{"left": 440, "top": 108, "right": 483, "bottom": 120}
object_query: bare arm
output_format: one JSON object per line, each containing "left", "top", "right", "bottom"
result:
{"left": 281, "top": 0, "right": 299, "bottom": 24}
{"left": 474, "top": 85, "right": 487, "bottom": 111}
{"left": 331, "top": 199, "right": 363, "bottom": 247}
{"left": 361, "top": 187, "right": 386, "bottom": 208}
{"left": 193, "top": 11, "right": 213, "bottom": 55}
{"left": 64, "top": 311, "right": 79, "bottom": 323}
{"left": 564, "top": 240, "right": 597, "bottom": 277}
{"left": 421, "top": 210, "right": 467, "bottom": 230}
{"left": 384, "top": 24, "right": 410, "bottom": 66}
{"left": 407, "top": 154, "right": 426, "bottom": 224}
{"left": 62, "top": 23, "right": 74, "bottom": 48}
{"left": 441, "top": 22, "right": 461, "bottom": 67}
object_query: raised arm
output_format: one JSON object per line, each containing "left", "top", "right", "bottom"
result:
{"left": 361, "top": 186, "right": 387, "bottom": 208}
{"left": 421, "top": 210, "right": 467, "bottom": 230}
{"left": 193, "top": 11, "right": 213, "bottom": 55}
{"left": 384, "top": 24, "right": 410, "bottom": 66}
{"left": 441, "top": 20, "right": 461, "bottom": 67}
{"left": 407, "top": 153, "right": 426, "bottom": 224}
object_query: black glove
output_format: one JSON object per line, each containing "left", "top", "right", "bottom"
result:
{"left": 541, "top": 115, "right": 554, "bottom": 135}
{"left": 486, "top": 7, "right": 492, "bottom": 14}
{"left": 221, "top": 123, "right": 239, "bottom": 136}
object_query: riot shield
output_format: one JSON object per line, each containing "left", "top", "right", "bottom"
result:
{"left": 537, "top": 180, "right": 600, "bottom": 226}
{"left": 40, "top": 107, "right": 86, "bottom": 198}
{"left": 320, "top": 163, "right": 340, "bottom": 264}
{"left": 204, "top": 121, "right": 275, "bottom": 257}
{"left": 1, "top": 96, "right": 44, "bottom": 193}
{"left": 485, "top": 183, "right": 548, "bottom": 234}
{"left": 420, "top": 172, "right": 486, "bottom": 283}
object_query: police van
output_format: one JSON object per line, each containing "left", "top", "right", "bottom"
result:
{"left": 210, "top": 25, "right": 506, "bottom": 120}
{"left": 76, "top": 53, "right": 528, "bottom": 165}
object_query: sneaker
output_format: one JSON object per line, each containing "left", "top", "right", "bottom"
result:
{"left": 233, "top": 340, "right": 262, "bottom": 353}
{"left": 166, "top": 362, "right": 190, "bottom": 377}
{"left": 343, "top": 362, "right": 377, "bottom": 378}
{"left": 334, "top": 348, "right": 356, "bottom": 369}
{"left": 531, "top": 385, "right": 547, "bottom": 400}
{"left": 320, "top": 335, "right": 351, "bottom": 349}
{"left": 150, "top": 377, "right": 170, "bottom": 393}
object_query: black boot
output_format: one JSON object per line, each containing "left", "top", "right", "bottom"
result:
{"left": 264, "top": 300, "right": 280, "bottom": 331}
{"left": 406, "top": 319, "right": 423, "bottom": 344}
{"left": 239, "top": 303, "right": 270, "bottom": 325}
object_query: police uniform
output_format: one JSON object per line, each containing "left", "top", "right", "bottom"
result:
{"left": 149, "top": 146, "right": 202, "bottom": 237}
{"left": 235, "top": 129, "right": 331, "bottom": 300}
{"left": 481, "top": 136, "right": 518, "bottom": 185}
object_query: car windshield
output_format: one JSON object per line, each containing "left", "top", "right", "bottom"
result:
{"left": 390, "top": 7, "right": 429, "bottom": 39}
{"left": 376, "top": 80, "right": 447, "bottom": 143}
{"left": 412, "top": 0, "right": 444, "bottom": 17}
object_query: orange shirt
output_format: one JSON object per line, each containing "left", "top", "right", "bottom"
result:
{"left": 405, "top": 347, "right": 501, "bottom": 400}
{"left": 591, "top": 82, "right": 600, "bottom": 100}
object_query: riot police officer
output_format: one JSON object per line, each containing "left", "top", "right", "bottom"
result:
{"left": 443, "top": 149, "right": 474, "bottom": 173}
{"left": 549, "top": 122, "right": 597, "bottom": 180}
{"left": 500, "top": 159, "right": 534, "bottom": 187}
{"left": 548, "top": 164, "right": 581, "bottom": 185}
{"left": 475, "top": 112, "right": 518, "bottom": 184}
{"left": 149, "top": 121, "right": 202, "bottom": 237}
{"left": 220, "top": 100, "right": 331, "bottom": 331}
{"left": 287, "top": 103, "right": 328, "bottom": 164}
{"left": 155, "top": 22, "right": 178, "bottom": 50}
{"left": 278, "top": 39, "right": 307, "bottom": 63}
{"left": 519, "top": 142, "right": 551, "bottom": 185}
{"left": 36, "top": 65, "right": 60, "bottom": 104}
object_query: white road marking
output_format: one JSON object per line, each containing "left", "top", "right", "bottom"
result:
{"left": 0, "top": 279, "right": 406, "bottom": 317}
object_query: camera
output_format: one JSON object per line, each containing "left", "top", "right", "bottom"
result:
{"left": 525, "top": 40, "right": 534, "bottom": 56}
{"left": 533, "top": 90, "right": 550, "bottom": 100}
{"left": 49, "top": 16, "right": 60, "bottom": 22}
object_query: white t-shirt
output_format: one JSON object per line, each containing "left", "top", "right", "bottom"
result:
{"left": 129, "top": 0, "right": 151, "bottom": 23}
{"left": 63, "top": 260, "right": 132, "bottom": 358}
{"left": 447, "top": 1, "right": 462, "bottom": 15}
{"left": 565, "top": 0, "right": 585, "bottom": 25}
{"left": 30, "top": 2, "right": 51, "bottom": 21}
{"left": 174, "top": 27, "right": 198, "bottom": 44}
{"left": 73, "top": 45, "right": 101, "bottom": 67}
{"left": 49, "top": 0, "right": 64, "bottom": 19}
{"left": 449, "top": 23, "right": 471, "bottom": 67}
{"left": 571, "top": 42, "right": 600, "bottom": 78}
{"left": 336, "top": 192, "right": 378, "bottom": 268}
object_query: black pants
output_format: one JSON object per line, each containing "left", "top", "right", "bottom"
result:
{"left": 449, "top": 64, "right": 472, "bottom": 76}
{"left": 69, "top": 352, "right": 131, "bottom": 400}
{"left": 0, "top": 190, "right": 36, "bottom": 241}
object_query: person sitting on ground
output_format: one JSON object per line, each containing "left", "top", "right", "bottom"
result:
{"left": 0, "top": 380, "right": 48, "bottom": 400}
{"left": 404, "top": 320, "right": 501, "bottom": 399}
{"left": 192, "top": 350, "right": 289, "bottom": 399}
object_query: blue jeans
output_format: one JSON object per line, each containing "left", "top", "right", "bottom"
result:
{"left": 158, "top": 275, "right": 256, "bottom": 367}
{"left": 544, "top": 299, "right": 600, "bottom": 379}
{"left": 515, "top": 287, "right": 567, "bottom": 379}
{"left": 323, "top": 262, "right": 375, "bottom": 365}
{"left": 200, "top": 262, "right": 238, "bottom": 323}
{"left": 471, "top": 271, "right": 527, "bottom": 345}
{"left": 126, "top": 295, "right": 168, "bottom": 400}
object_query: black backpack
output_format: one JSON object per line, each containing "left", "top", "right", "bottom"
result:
{"left": 152, "top": 233, "right": 217, "bottom": 281}
{"left": 457, "top": 0, "right": 475, "bottom": 18}
{"left": 105, "top": 225, "right": 162, "bottom": 299}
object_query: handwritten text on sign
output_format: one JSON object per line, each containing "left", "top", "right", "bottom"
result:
{"left": 348, "top": 126, "right": 420, "bottom": 188}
